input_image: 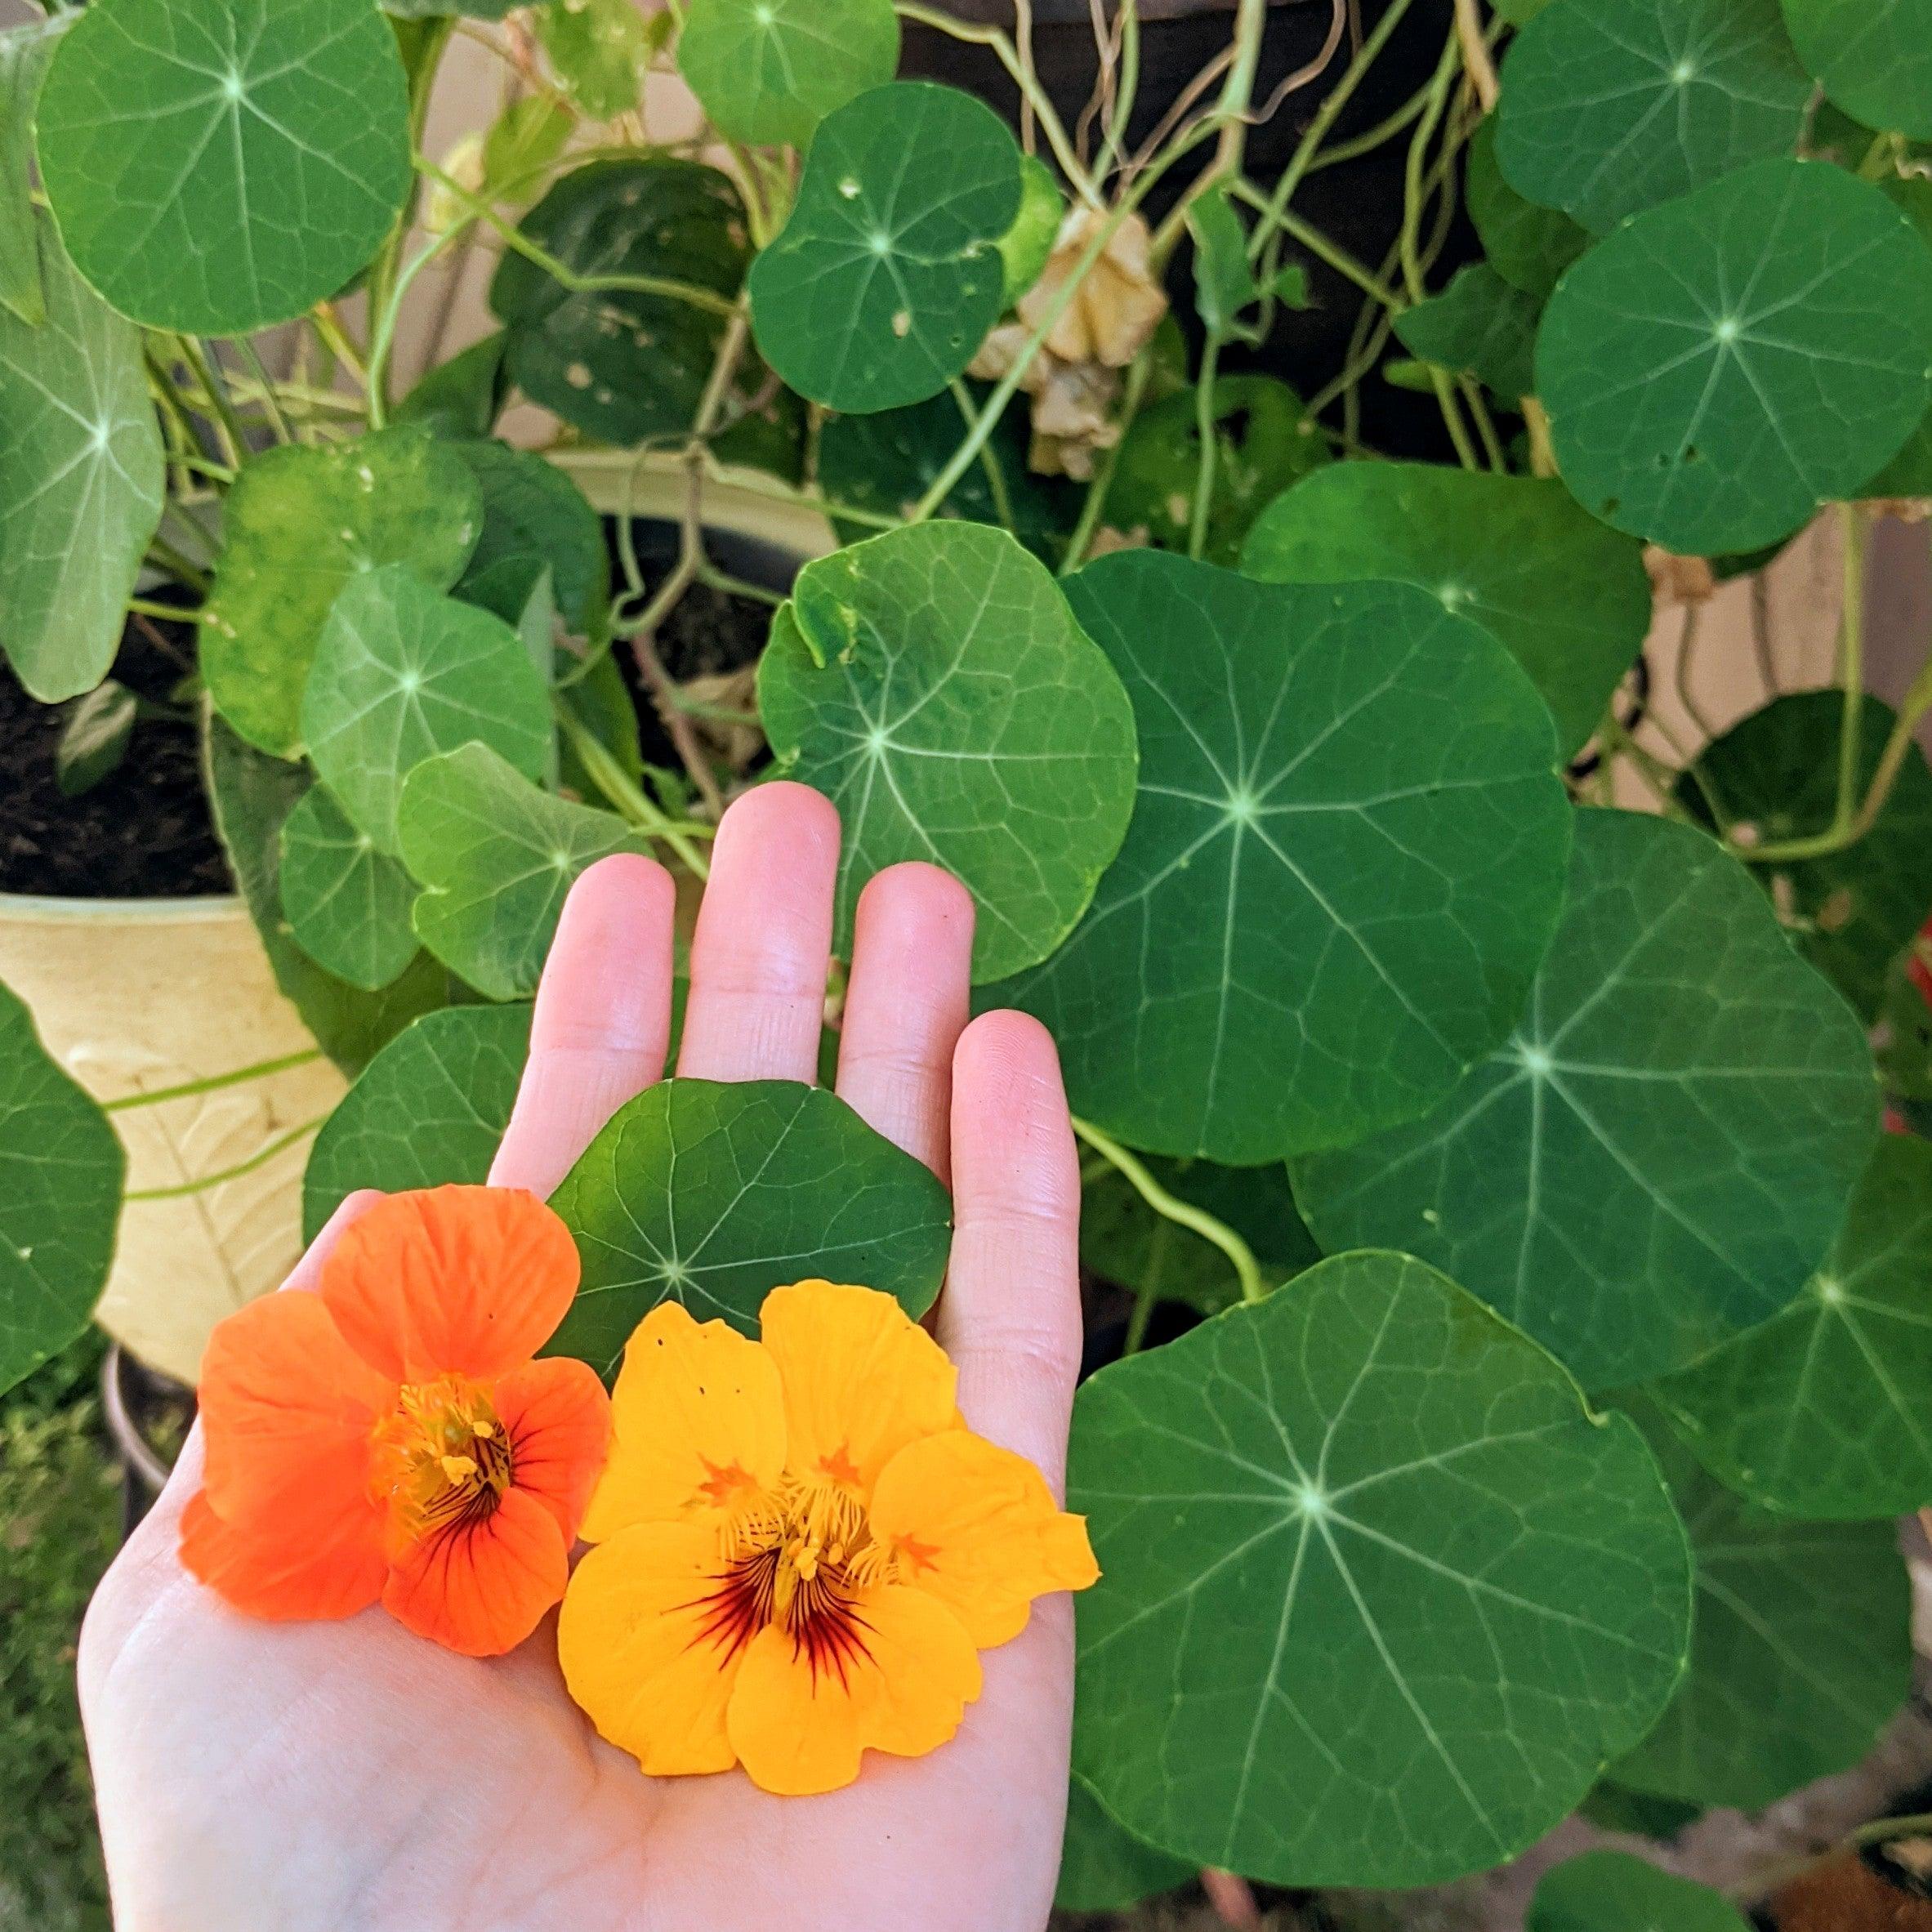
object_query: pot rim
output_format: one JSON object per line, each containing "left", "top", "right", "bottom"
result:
{"left": 0, "top": 889, "right": 243, "bottom": 921}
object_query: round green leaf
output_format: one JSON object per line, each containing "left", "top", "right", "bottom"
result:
{"left": 0, "top": 22, "right": 63, "bottom": 328}
{"left": 1495, "top": 0, "right": 1811, "bottom": 234}
{"left": 1529, "top": 1853, "right": 1750, "bottom": 1932}
{"left": 397, "top": 743, "right": 645, "bottom": 1002}
{"left": 1295, "top": 810, "right": 1880, "bottom": 1390}
{"left": 449, "top": 439, "right": 609, "bottom": 644}
{"left": 1537, "top": 159, "right": 1932, "bottom": 556}
{"left": 547, "top": 1078, "right": 953, "bottom": 1375}
{"left": 1055, "top": 1779, "right": 1192, "bottom": 1914}
{"left": 278, "top": 784, "right": 420, "bottom": 993}
{"left": 679, "top": 0, "right": 899, "bottom": 149}
{"left": 395, "top": 329, "right": 509, "bottom": 441}
{"left": 0, "top": 979, "right": 125, "bottom": 1395}
{"left": 1242, "top": 463, "right": 1650, "bottom": 759}
{"left": 1392, "top": 264, "right": 1539, "bottom": 400}
{"left": 302, "top": 1002, "right": 531, "bottom": 1242}
{"left": 203, "top": 427, "right": 484, "bottom": 757}
{"left": 35, "top": 0, "right": 411, "bottom": 334}
{"left": 1465, "top": 118, "right": 1588, "bottom": 302}
{"left": 0, "top": 211, "right": 163, "bottom": 703}
{"left": 1679, "top": 691, "right": 1932, "bottom": 1019}
{"left": 301, "top": 566, "right": 552, "bottom": 857}
{"left": 1070, "top": 1252, "right": 1692, "bottom": 1889}
{"left": 1783, "top": 0, "right": 1932, "bottom": 141}
{"left": 1653, "top": 1135, "right": 1932, "bottom": 1519}
{"left": 747, "top": 82, "right": 1021, "bottom": 413}
{"left": 756, "top": 521, "right": 1139, "bottom": 983}
{"left": 1612, "top": 1401, "right": 1909, "bottom": 1811}
{"left": 992, "top": 555, "right": 1572, "bottom": 1163}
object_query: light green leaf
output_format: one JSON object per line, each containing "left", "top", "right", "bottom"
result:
{"left": 385, "top": 0, "right": 524, "bottom": 16}
{"left": 203, "top": 716, "right": 450, "bottom": 1075}
{"left": 534, "top": 0, "right": 650, "bottom": 118}
{"left": 1055, "top": 1778, "right": 1192, "bottom": 1914}
{"left": 1070, "top": 1252, "right": 1692, "bottom": 1889}
{"left": 747, "top": 82, "right": 1021, "bottom": 413}
{"left": 757, "top": 521, "right": 1139, "bottom": 982}
{"left": 992, "top": 556, "right": 1572, "bottom": 1163}
{"left": 56, "top": 680, "right": 139, "bottom": 797}
{"left": 203, "top": 427, "right": 484, "bottom": 757}
{"left": 302, "top": 1001, "right": 531, "bottom": 1241}
{"left": 1465, "top": 117, "right": 1587, "bottom": 302}
{"left": 547, "top": 1078, "right": 953, "bottom": 1373}
{"left": 0, "top": 21, "right": 61, "bottom": 326}
{"left": 1679, "top": 691, "right": 1932, "bottom": 1019}
{"left": 398, "top": 742, "right": 645, "bottom": 1002}
{"left": 34, "top": 0, "right": 411, "bottom": 335}
{"left": 1529, "top": 1853, "right": 1750, "bottom": 1932}
{"left": 1612, "top": 1400, "right": 1909, "bottom": 1811}
{"left": 1393, "top": 263, "right": 1538, "bottom": 399}
{"left": 1242, "top": 463, "right": 1650, "bottom": 759}
{"left": 1494, "top": 0, "right": 1811, "bottom": 234}
{"left": 301, "top": 565, "right": 552, "bottom": 856}
{"left": 1000, "top": 153, "right": 1062, "bottom": 304}
{"left": 1537, "top": 159, "right": 1932, "bottom": 556}
{"left": 278, "top": 784, "right": 420, "bottom": 992}
{"left": 1783, "top": 0, "right": 1932, "bottom": 141}
{"left": 1187, "top": 184, "right": 1258, "bottom": 341}
{"left": 0, "top": 212, "right": 163, "bottom": 704}
{"left": 1495, "top": 0, "right": 1553, "bottom": 17}
{"left": 1653, "top": 1135, "right": 1932, "bottom": 1519}
{"left": 1295, "top": 810, "right": 1881, "bottom": 1390}
{"left": 0, "top": 979, "right": 125, "bottom": 1396}
{"left": 449, "top": 439, "right": 609, "bottom": 643}
{"left": 480, "top": 94, "right": 573, "bottom": 196}
{"left": 679, "top": 0, "right": 899, "bottom": 149}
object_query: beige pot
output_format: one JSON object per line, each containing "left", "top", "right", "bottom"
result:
{"left": 0, "top": 893, "right": 345, "bottom": 1385}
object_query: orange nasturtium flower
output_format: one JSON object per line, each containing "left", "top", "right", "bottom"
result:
{"left": 557, "top": 1281, "right": 1099, "bottom": 1796}
{"left": 181, "top": 1186, "right": 611, "bottom": 1658}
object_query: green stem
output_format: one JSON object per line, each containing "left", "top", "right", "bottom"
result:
{"left": 367, "top": 219, "right": 467, "bottom": 428}
{"left": 554, "top": 701, "right": 715, "bottom": 878}
{"left": 1060, "top": 351, "right": 1151, "bottom": 573}
{"left": 1241, "top": 194, "right": 1403, "bottom": 310}
{"left": 127, "top": 596, "right": 211, "bottom": 625}
{"left": 1188, "top": 334, "right": 1225, "bottom": 560}
{"left": 176, "top": 337, "right": 248, "bottom": 468}
{"left": 125, "top": 1117, "right": 326, "bottom": 1201}
{"left": 951, "top": 376, "right": 1021, "bottom": 533}
{"left": 103, "top": 1048, "right": 323, "bottom": 1113}
{"left": 144, "top": 534, "right": 212, "bottom": 596}
{"left": 232, "top": 337, "right": 292, "bottom": 444}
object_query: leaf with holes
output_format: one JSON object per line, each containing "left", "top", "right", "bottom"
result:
{"left": 748, "top": 82, "right": 1021, "bottom": 413}
{"left": 448, "top": 439, "right": 609, "bottom": 645}
{"left": 303, "top": 1002, "right": 531, "bottom": 1241}
{"left": 1530, "top": 1853, "right": 1750, "bottom": 1932}
{"left": 757, "top": 521, "right": 1138, "bottom": 982}
{"left": 991, "top": 555, "right": 1571, "bottom": 1163}
{"left": 301, "top": 566, "right": 552, "bottom": 857}
{"left": 1537, "top": 159, "right": 1932, "bottom": 556}
{"left": 278, "top": 785, "right": 420, "bottom": 993}
{"left": 34, "top": 0, "right": 411, "bottom": 334}
{"left": 1783, "top": 0, "right": 1932, "bottom": 141}
{"left": 1465, "top": 118, "right": 1587, "bottom": 302}
{"left": 1295, "top": 810, "right": 1880, "bottom": 1390}
{"left": 1393, "top": 265, "right": 1538, "bottom": 400}
{"left": 203, "top": 426, "right": 484, "bottom": 757}
{"left": 1055, "top": 1779, "right": 1193, "bottom": 1914}
{"left": 1611, "top": 1399, "right": 1908, "bottom": 1810}
{"left": 1070, "top": 1252, "right": 1691, "bottom": 1888}
{"left": 547, "top": 1078, "right": 952, "bottom": 1374}
{"left": 0, "top": 212, "right": 163, "bottom": 704}
{"left": 1495, "top": 0, "right": 1810, "bottom": 234}
{"left": 1243, "top": 464, "right": 1649, "bottom": 759}
{"left": 0, "top": 979, "right": 125, "bottom": 1395}
{"left": 398, "top": 743, "right": 645, "bottom": 1002}
{"left": 679, "top": 0, "right": 899, "bottom": 149}
{"left": 1653, "top": 1136, "right": 1932, "bottom": 1519}
{"left": 1677, "top": 691, "right": 1932, "bottom": 1019}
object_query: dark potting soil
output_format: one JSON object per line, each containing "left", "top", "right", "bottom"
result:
{"left": 0, "top": 610, "right": 230, "bottom": 900}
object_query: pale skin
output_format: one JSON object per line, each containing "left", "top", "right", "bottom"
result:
{"left": 80, "top": 782, "right": 1086, "bottom": 1932}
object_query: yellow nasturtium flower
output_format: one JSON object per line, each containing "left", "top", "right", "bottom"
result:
{"left": 558, "top": 1281, "right": 1099, "bottom": 1796}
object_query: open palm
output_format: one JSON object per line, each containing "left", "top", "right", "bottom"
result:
{"left": 81, "top": 783, "right": 1086, "bottom": 1932}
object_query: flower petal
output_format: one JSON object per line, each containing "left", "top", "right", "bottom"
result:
{"left": 381, "top": 1486, "right": 569, "bottom": 1658}
{"left": 181, "top": 1488, "right": 386, "bottom": 1622}
{"left": 321, "top": 1186, "right": 580, "bottom": 1383}
{"left": 758, "top": 1281, "right": 957, "bottom": 1497}
{"left": 195, "top": 1289, "right": 391, "bottom": 1527}
{"left": 581, "top": 1302, "right": 787, "bottom": 1542}
{"left": 725, "top": 1584, "right": 981, "bottom": 1795}
{"left": 558, "top": 1520, "right": 747, "bottom": 1775}
{"left": 868, "top": 1429, "right": 1100, "bottom": 1647}
{"left": 493, "top": 1356, "right": 611, "bottom": 1542}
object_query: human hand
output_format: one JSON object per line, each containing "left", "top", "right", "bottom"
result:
{"left": 80, "top": 783, "right": 1086, "bottom": 1932}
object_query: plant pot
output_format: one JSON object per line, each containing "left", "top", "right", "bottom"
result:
{"left": 0, "top": 891, "right": 346, "bottom": 1386}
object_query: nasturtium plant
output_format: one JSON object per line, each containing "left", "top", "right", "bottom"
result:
{"left": 678, "top": 0, "right": 899, "bottom": 149}
{"left": 1782, "top": 0, "right": 1932, "bottom": 141}
{"left": 1055, "top": 1778, "right": 1191, "bottom": 1913}
{"left": 276, "top": 785, "right": 420, "bottom": 993}
{"left": 448, "top": 439, "right": 610, "bottom": 645}
{"left": 1529, "top": 1852, "right": 1751, "bottom": 1932}
{"left": 1463, "top": 118, "right": 1586, "bottom": 301}
{"left": 0, "top": 20, "right": 60, "bottom": 328}
{"left": 1392, "top": 263, "right": 1539, "bottom": 402}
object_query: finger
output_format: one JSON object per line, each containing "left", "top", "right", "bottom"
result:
{"left": 938, "top": 1011, "right": 1083, "bottom": 1493}
{"left": 835, "top": 862, "right": 975, "bottom": 1180}
{"left": 489, "top": 852, "right": 677, "bottom": 1197}
{"left": 676, "top": 781, "right": 840, "bottom": 1085}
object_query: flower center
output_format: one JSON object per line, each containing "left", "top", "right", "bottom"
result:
{"left": 373, "top": 1375, "right": 513, "bottom": 1541}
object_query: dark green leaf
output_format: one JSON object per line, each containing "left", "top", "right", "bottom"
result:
{"left": 55, "top": 681, "right": 138, "bottom": 798}
{"left": 0, "top": 21, "right": 61, "bottom": 326}
{"left": 1529, "top": 1852, "right": 1750, "bottom": 1932}
{"left": 278, "top": 785, "right": 421, "bottom": 992}
{"left": 1576, "top": 1783, "right": 1704, "bottom": 1836}
{"left": 547, "top": 1078, "right": 953, "bottom": 1373}
{"left": 1783, "top": 0, "right": 1932, "bottom": 142}
{"left": 1393, "top": 263, "right": 1538, "bottom": 400}
{"left": 394, "top": 330, "right": 510, "bottom": 440}
{"left": 1465, "top": 117, "right": 1587, "bottom": 302}
{"left": 993, "top": 556, "right": 1572, "bottom": 1163}
{"left": 1055, "top": 1778, "right": 1193, "bottom": 1913}
{"left": 678, "top": 0, "right": 899, "bottom": 148}
{"left": 1860, "top": 180, "right": 1932, "bottom": 501}
{"left": 449, "top": 439, "right": 610, "bottom": 642}
{"left": 1296, "top": 810, "right": 1881, "bottom": 1390}
{"left": 1071, "top": 1253, "right": 1691, "bottom": 1888}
